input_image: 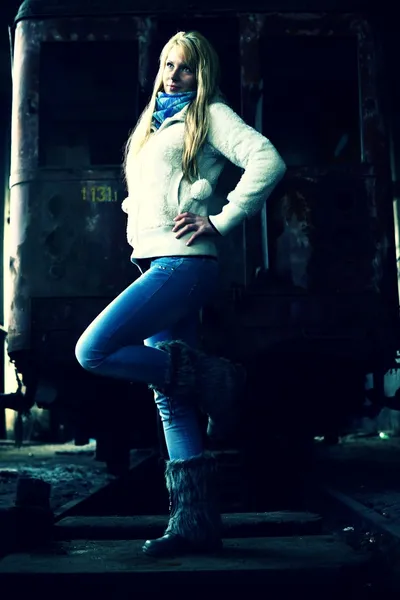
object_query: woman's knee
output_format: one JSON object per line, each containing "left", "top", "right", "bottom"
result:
{"left": 75, "top": 334, "right": 101, "bottom": 372}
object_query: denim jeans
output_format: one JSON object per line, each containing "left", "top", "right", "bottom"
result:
{"left": 75, "top": 256, "right": 219, "bottom": 460}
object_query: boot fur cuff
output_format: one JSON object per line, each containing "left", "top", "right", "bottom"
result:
{"left": 165, "top": 452, "right": 217, "bottom": 475}
{"left": 151, "top": 339, "right": 198, "bottom": 397}
{"left": 165, "top": 452, "right": 221, "bottom": 545}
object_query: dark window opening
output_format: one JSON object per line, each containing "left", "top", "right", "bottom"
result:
{"left": 261, "top": 35, "right": 361, "bottom": 167}
{"left": 39, "top": 41, "right": 138, "bottom": 167}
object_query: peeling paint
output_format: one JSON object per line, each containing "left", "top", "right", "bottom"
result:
{"left": 85, "top": 214, "right": 100, "bottom": 233}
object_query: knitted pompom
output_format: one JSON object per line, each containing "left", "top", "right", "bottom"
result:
{"left": 190, "top": 179, "right": 212, "bottom": 201}
{"left": 121, "top": 196, "right": 130, "bottom": 214}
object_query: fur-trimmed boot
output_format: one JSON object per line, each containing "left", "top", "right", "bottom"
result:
{"left": 142, "top": 453, "right": 222, "bottom": 557}
{"left": 154, "top": 340, "right": 246, "bottom": 440}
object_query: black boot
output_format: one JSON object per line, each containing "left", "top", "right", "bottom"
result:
{"left": 142, "top": 453, "right": 222, "bottom": 557}
{"left": 154, "top": 340, "right": 246, "bottom": 440}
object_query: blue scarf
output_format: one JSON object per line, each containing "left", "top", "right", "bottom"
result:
{"left": 153, "top": 91, "right": 196, "bottom": 129}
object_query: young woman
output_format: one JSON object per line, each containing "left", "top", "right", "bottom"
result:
{"left": 75, "top": 30, "right": 286, "bottom": 557}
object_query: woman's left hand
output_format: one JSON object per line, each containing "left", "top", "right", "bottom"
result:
{"left": 172, "top": 212, "right": 217, "bottom": 246}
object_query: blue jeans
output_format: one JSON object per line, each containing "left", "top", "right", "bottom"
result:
{"left": 75, "top": 256, "right": 219, "bottom": 460}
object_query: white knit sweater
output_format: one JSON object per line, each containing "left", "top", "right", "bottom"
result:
{"left": 122, "top": 101, "right": 287, "bottom": 259}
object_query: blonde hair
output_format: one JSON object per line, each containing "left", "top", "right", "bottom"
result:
{"left": 124, "top": 31, "right": 221, "bottom": 183}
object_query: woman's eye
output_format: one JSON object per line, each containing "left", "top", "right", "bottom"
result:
{"left": 165, "top": 62, "right": 191, "bottom": 73}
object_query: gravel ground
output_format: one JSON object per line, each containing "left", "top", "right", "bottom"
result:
{"left": 2, "top": 436, "right": 400, "bottom": 523}
{"left": 315, "top": 435, "right": 400, "bottom": 522}
{"left": 0, "top": 441, "right": 114, "bottom": 513}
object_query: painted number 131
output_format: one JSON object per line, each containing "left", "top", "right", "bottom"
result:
{"left": 81, "top": 186, "right": 118, "bottom": 202}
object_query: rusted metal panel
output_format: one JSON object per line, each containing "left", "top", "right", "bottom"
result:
{"left": 14, "top": 0, "right": 375, "bottom": 22}
{"left": 238, "top": 12, "right": 393, "bottom": 288}
{"left": 7, "top": 17, "right": 152, "bottom": 354}
{"left": 216, "top": 11, "right": 397, "bottom": 368}
{"left": 10, "top": 21, "right": 40, "bottom": 184}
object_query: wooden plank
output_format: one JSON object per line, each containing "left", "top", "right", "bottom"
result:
{"left": 55, "top": 511, "right": 323, "bottom": 540}
{"left": 324, "top": 487, "right": 400, "bottom": 539}
{"left": 321, "top": 486, "right": 400, "bottom": 592}
{"left": 0, "top": 535, "right": 370, "bottom": 590}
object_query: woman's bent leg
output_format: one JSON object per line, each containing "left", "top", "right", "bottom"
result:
{"left": 75, "top": 257, "right": 219, "bottom": 388}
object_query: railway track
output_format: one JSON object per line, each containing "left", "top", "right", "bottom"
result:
{"left": 0, "top": 448, "right": 397, "bottom": 596}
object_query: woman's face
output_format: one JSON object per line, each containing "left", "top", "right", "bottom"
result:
{"left": 162, "top": 46, "right": 196, "bottom": 94}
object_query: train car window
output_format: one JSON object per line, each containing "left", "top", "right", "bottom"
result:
{"left": 261, "top": 35, "right": 360, "bottom": 167}
{"left": 39, "top": 41, "right": 138, "bottom": 168}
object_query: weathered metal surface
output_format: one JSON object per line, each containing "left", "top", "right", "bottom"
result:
{"left": 14, "top": 0, "right": 376, "bottom": 21}
{"left": 10, "top": 22, "right": 39, "bottom": 184}
{"left": 231, "top": 12, "right": 397, "bottom": 371}
{"left": 7, "top": 17, "right": 150, "bottom": 355}
{"left": 9, "top": 16, "right": 149, "bottom": 187}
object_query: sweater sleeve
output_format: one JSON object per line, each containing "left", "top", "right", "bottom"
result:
{"left": 207, "top": 102, "right": 287, "bottom": 236}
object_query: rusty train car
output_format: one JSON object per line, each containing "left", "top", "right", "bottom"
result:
{"left": 5, "top": 0, "right": 400, "bottom": 467}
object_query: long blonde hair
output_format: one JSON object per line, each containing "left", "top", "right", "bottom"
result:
{"left": 124, "top": 31, "right": 221, "bottom": 183}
